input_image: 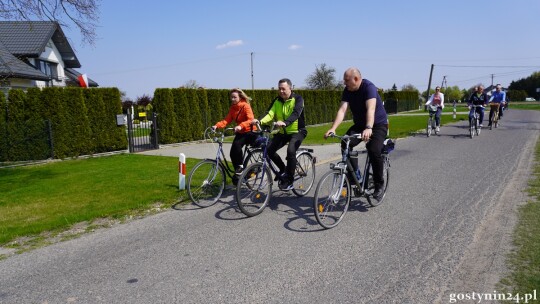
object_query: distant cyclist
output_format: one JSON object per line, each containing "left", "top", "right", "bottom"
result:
{"left": 488, "top": 84, "right": 507, "bottom": 126}
{"left": 467, "top": 85, "right": 488, "bottom": 128}
{"left": 425, "top": 86, "right": 445, "bottom": 133}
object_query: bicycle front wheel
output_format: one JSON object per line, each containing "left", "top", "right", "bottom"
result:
{"left": 292, "top": 152, "right": 315, "bottom": 197}
{"left": 187, "top": 159, "right": 225, "bottom": 208}
{"left": 475, "top": 118, "right": 481, "bottom": 136}
{"left": 469, "top": 118, "right": 474, "bottom": 138}
{"left": 427, "top": 117, "right": 432, "bottom": 137}
{"left": 236, "top": 163, "right": 272, "bottom": 217}
{"left": 313, "top": 171, "right": 351, "bottom": 229}
{"left": 365, "top": 155, "right": 390, "bottom": 207}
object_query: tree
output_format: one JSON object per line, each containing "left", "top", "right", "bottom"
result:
{"left": 305, "top": 63, "right": 341, "bottom": 90}
{"left": 508, "top": 71, "right": 540, "bottom": 99}
{"left": 391, "top": 84, "right": 397, "bottom": 91}
{"left": 0, "top": 0, "right": 100, "bottom": 45}
{"left": 401, "top": 84, "right": 418, "bottom": 92}
{"left": 181, "top": 80, "right": 203, "bottom": 89}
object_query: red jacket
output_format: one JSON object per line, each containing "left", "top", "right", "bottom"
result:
{"left": 214, "top": 100, "right": 257, "bottom": 133}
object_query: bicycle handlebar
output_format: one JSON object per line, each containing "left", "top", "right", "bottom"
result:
{"left": 327, "top": 132, "right": 362, "bottom": 141}
{"left": 251, "top": 121, "right": 281, "bottom": 135}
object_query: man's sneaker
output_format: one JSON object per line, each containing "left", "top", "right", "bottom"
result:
{"left": 436, "top": 126, "right": 440, "bottom": 132}
{"left": 235, "top": 165, "right": 244, "bottom": 176}
{"left": 279, "top": 180, "right": 294, "bottom": 191}
{"left": 373, "top": 188, "right": 384, "bottom": 201}
{"left": 479, "top": 124, "right": 484, "bottom": 128}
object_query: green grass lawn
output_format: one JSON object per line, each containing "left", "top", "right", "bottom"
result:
{"left": 497, "top": 140, "right": 540, "bottom": 296}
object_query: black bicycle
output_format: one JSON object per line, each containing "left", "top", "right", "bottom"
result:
{"left": 426, "top": 105, "right": 440, "bottom": 137}
{"left": 235, "top": 122, "right": 316, "bottom": 217}
{"left": 313, "top": 133, "right": 393, "bottom": 229}
{"left": 469, "top": 105, "right": 483, "bottom": 138}
{"left": 187, "top": 127, "right": 263, "bottom": 208}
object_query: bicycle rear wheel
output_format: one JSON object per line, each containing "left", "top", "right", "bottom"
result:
{"left": 243, "top": 148, "right": 264, "bottom": 168}
{"left": 236, "top": 163, "right": 272, "bottom": 217}
{"left": 187, "top": 159, "right": 225, "bottom": 208}
{"left": 313, "top": 171, "right": 351, "bottom": 229}
{"left": 292, "top": 152, "right": 315, "bottom": 197}
{"left": 365, "top": 155, "right": 390, "bottom": 207}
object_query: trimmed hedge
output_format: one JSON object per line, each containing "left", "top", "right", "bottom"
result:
{"left": 151, "top": 88, "right": 418, "bottom": 143}
{"left": 0, "top": 87, "right": 127, "bottom": 162}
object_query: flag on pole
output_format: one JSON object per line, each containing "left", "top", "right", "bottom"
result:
{"left": 78, "top": 74, "right": 89, "bottom": 88}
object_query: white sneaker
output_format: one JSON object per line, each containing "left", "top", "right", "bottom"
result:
{"left": 436, "top": 126, "right": 440, "bottom": 132}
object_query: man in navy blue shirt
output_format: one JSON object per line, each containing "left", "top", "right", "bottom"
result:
{"left": 325, "top": 67, "right": 388, "bottom": 201}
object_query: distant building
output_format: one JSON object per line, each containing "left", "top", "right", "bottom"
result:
{"left": 0, "top": 21, "right": 98, "bottom": 95}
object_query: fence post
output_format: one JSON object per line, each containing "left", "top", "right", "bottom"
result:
{"left": 127, "top": 107, "right": 134, "bottom": 153}
{"left": 47, "top": 119, "right": 55, "bottom": 159}
{"left": 179, "top": 153, "right": 186, "bottom": 190}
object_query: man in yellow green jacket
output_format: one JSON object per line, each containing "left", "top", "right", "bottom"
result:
{"left": 251, "top": 78, "right": 307, "bottom": 191}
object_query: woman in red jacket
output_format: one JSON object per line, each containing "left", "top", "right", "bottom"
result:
{"left": 212, "top": 88, "right": 258, "bottom": 182}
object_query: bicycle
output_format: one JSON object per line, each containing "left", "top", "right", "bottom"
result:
{"left": 187, "top": 127, "right": 264, "bottom": 208}
{"left": 426, "top": 105, "right": 440, "bottom": 137}
{"left": 235, "top": 122, "right": 316, "bottom": 217}
{"left": 313, "top": 133, "right": 393, "bottom": 229}
{"left": 468, "top": 105, "right": 483, "bottom": 138}
{"left": 488, "top": 102, "right": 500, "bottom": 130}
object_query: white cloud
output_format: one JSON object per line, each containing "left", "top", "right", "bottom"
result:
{"left": 216, "top": 40, "right": 244, "bottom": 49}
{"left": 288, "top": 44, "right": 302, "bottom": 50}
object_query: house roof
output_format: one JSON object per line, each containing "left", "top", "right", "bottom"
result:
{"left": 0, "top": 21, "right": 81, "bottom": 68}
{"left": 0, "top": 39, "right": 50, "bottom": 80}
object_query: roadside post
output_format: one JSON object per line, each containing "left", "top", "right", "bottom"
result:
{"left": 179, "top": 153, "right": 186, "bottom": 190}
{"left": 453, "top": 100, "right": 457, "bottom": 119}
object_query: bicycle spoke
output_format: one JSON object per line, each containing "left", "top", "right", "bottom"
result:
{"left": 292, "top": 153, "right": 315, "bottom": 197}
{"left": 236, "top": 163, "right": 272, "bottom": 217}
{"left": 314, "top": 171, "right": 350, "bottom": 229}
{"left": 187, "top": 160, "right": 225, "bottom": 208}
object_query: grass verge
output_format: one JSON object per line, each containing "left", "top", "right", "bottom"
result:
{"left": 497, "top": 139, "right": 540, "bottom": 296}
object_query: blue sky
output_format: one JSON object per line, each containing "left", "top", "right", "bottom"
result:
{"left": 66, "top": 0, "right": 540, "bottom": 100}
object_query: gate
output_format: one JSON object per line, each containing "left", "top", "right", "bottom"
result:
{"left": 126, "top": 108, "right": 159, "bottom": 153}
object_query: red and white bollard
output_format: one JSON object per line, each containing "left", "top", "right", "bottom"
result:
{"left": 179, "top": 153, "right": 186, "bottom": 190}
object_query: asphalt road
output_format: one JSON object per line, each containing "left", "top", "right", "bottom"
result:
{"left": 1, "top": 110, "right": 539, "bottom": 304}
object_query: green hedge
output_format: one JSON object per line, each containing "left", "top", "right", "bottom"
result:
{"left": 0, "top": 87, "right": 127, "bottom": 162}
{"left": 151, "top": 88, "right": 418, "bottom": 144}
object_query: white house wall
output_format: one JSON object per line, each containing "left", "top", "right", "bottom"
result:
{"left": 35, "top": 39, "right": 68, "bottom": 87}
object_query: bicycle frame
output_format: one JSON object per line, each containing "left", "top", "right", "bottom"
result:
{"left": 469, "top": 105, "right": 483, "bottom": 138}
{"left": 207, "top": 127, "right": 260, "bottom": 180}
{"left": 250, "top": 122, "right": 314, "bottom": 191}
{"left": 328, "top": 134, "right": 370, "bottom": 196}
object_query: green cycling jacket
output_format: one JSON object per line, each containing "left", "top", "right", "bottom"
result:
{"left": 260, "top": 93, "right": 306, "bottom": 134}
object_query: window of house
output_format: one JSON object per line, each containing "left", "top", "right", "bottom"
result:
{"left": 35, "top": 59, "right": 58, "bottom": 80}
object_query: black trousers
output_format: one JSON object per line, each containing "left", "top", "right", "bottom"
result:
{"left": 341, "top": 124, "right": 388, "bottom": 188}
{"left": 230, "top": 132, "right": 259, "bottom": 170}
{"left": 266, "top": 130, "right": 307, "bottom": 181}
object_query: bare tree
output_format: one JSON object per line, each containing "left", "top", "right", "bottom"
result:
{"left": 305, "top": 63, "right": 341, "bottom": 90}
{"left": 0, "top": 0, "right": 100, "bottom": 45}
{"left": 181, "top": 80, "right": 203, "bottom": 89}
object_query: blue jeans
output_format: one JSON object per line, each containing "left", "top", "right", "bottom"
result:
{"left": 469, "top": 107, "right": 485, "bottom": 125}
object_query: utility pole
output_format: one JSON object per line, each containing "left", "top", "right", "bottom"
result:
{"left": 491, "top": 74, "right": 494, "bottom": 87}
{"left": 250, "top": 52, "right": 254, "bottom": 91}
{"left": 425, "top": 64, "right": 434, "bottom": 110}
{"left": 441, "top": 75, "right": 447, "bottom": 90}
